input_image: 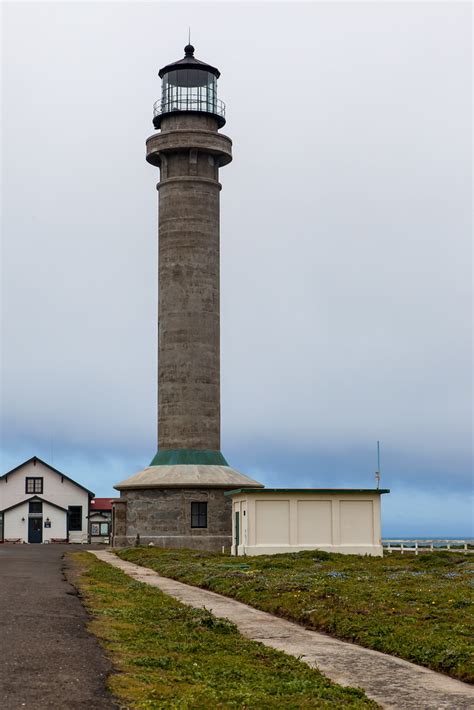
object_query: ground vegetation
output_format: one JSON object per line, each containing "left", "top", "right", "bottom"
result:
{"left": 72, "top": 552, "right": 377, "bottom": 709}
{"left": 118, "top": 548, "right": 474, "bottom": 683}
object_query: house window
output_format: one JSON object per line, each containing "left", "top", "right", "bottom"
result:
{"left": 68, "top": 506, "right": 82, "bottom": 531}
{"left": 29, "top": 501, "right": 43, "bottom": 514}
{"left": 191, "top": 502, "right": 207, "bottom": 528}
{"left": 26, "top": 477, "right": 43, "bottom": 494}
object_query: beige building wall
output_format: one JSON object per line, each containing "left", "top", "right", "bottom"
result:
{"left": 230, "top": 491, "right": 386, "bottom": 557}
{"left": 297, "top": 500, "right": 333, "bottom": 545}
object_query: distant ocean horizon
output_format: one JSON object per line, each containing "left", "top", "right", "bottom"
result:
{"left": 382, "top": 536, "right": 473, "bottom": 542}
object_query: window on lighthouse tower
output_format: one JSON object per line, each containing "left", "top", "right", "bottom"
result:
{"left": 162, "top": 69, "right": 217, "bottom": 114}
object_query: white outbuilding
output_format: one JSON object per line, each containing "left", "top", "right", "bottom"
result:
{"left": 0, "top": 457, "right": 93, "bottom": 544}
{"left": 89, "top": 497, "right": 113, "bottom": 543}
{"left": 226, "top": 488, "right": 390, "bottom": 557}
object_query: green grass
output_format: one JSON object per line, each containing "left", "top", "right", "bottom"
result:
{"left": 117, "top": 548, "right": 474, "bottom": 683}
{"left": 72, "top": 552, "right": 377, "bottom": 709}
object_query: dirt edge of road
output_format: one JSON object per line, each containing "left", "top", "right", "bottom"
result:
{"left": 62, "top": 551, "right": 123, "bottom": 709}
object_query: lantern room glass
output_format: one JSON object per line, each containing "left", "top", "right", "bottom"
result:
{"left": 161, "top": 69, "right": 217, "bottom": 114}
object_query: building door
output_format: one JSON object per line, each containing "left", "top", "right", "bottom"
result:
{"left": 28, "top": 517, "right": 43, "bottom": 543}
{"left": 234, "top": 511, "right": 240, "bottom": 550}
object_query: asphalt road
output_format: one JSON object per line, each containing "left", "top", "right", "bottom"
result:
{"left": 0, "top": 545, "right": 118, "bottom": 709}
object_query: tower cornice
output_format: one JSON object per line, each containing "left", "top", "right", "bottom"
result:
{"left": 146, "top": 130, "right": 232, "bottom": 167}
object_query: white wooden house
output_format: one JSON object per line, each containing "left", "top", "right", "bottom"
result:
{"left": 0, "top": 457, "right": 93, "bottom": 544}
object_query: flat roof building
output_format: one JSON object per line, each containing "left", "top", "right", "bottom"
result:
{"left": 227, "top": 488, "right": 390, "bottom": 557}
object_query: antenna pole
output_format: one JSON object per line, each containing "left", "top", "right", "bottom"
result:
{"left": 376, "top": 440, "right": 381, "bottom": 489}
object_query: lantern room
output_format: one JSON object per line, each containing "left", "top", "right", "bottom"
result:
{"left": 153, "top": 44, "right": 226, "bottom": 129}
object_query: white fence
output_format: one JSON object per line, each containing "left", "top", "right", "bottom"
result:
{"left": 383, "top": 539, "right": 473, "bottom": 555}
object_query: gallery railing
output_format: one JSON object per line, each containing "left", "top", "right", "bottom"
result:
{"left": 153, "top": 96, "right": 226, "bottom": 121}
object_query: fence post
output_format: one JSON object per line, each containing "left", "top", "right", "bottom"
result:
{"left": 464, "top": 542, "right": 468, "bottom": 554}
{"left": 415, "top": 541, "right": 418, "bottom": 556}
{"left": 401, "top": 543, "right": 404, "bottom": 555}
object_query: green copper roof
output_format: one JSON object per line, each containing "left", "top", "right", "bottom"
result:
{"left": 149, "top": 449, "right": 229, "bottom": 467}
{"left": 225, "top": 488, "right": 390, "bottom": 496}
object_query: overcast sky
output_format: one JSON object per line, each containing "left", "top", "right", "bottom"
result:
{"left": 2, "top": 1, "right": 472, "bottom": 535}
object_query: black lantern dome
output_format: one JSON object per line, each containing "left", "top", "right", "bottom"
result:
{"left": 153, "top": 45, "right": 226, "bottom": 129}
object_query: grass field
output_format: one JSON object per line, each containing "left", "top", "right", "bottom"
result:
{"left": 72, "top": 552, "right": 377, "bottom": 709}
{"left": 118, "top": 548, "right": 474, "bottom": 683}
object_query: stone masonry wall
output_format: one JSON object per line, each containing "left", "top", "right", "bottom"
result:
{"left": 114, "top": 488, "right": 232, "bottom": 552}
{"left": 111, "top": 500, "right": 128, "bottom": 547}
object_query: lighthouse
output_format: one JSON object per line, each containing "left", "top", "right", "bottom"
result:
{"left": 150, "top": 44, "right": 231, "bottom": 460}
{"left": 113, "top": 45, "right": 262, "bottom": 549}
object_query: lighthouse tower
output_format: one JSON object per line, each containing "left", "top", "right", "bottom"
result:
{"left": 113, "top": 45, "right": 262, "bottom": 549}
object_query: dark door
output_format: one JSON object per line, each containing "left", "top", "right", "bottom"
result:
{"left": 234, "top": 511, "right": 240, "bottom": 550}
{"left": 28, "top": 517, "right": 42, "bottom": 543}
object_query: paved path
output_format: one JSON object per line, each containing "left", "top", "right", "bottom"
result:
{"left": 93, "top": 550, "right": 474, "bottom": 710}
{"left": 0, "top": 545, "right": 117, "bottom": 709}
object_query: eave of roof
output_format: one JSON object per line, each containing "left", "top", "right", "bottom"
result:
{"left": 225, "top": 488, "right": 391, "bottom": 496}
{"left": 115, "top": 464, "right": 264, "bottom": 491}
{"left": 1, "top": 495, "right": 69, "bottom": 514}
{"left": 90, "top": 498, "right": 113, "bottom": 511}
{"left": 158, "top": 46, "right": 220, "bottom": 79}
{"left": 0, "top": 456, "right": 95, "bottom": 497}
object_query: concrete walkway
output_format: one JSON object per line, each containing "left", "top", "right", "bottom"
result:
{"left": 92, "top": 550, "right": 474, "bottom": 710}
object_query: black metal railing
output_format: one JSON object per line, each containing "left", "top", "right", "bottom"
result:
{"left": 153, "top": 96, "right": 226, "bottom": 121}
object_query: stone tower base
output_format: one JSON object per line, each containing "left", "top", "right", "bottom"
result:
{"left": 112, "top": 463, "right": 263, "bottom": 551}
{"left": 112, "top": 487, "right": 232, "bottom": 551}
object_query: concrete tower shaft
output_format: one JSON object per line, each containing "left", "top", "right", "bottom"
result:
{"left": 146, "top": 113, "right": 232, "bottom": 453}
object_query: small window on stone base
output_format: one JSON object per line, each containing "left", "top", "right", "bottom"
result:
{"left": 191, "top": 502, "right": 207, "bottom": 528}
